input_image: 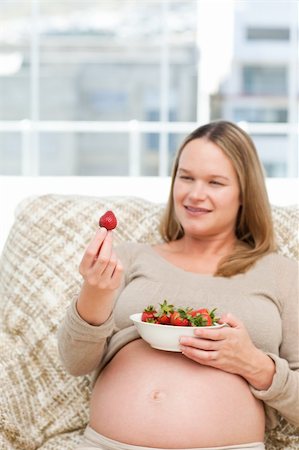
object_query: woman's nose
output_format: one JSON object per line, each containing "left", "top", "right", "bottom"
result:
{"left": 188, "top": 181, "right": 207, "bottom": 200}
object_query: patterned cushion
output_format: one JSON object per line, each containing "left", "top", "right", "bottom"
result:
{"left": 0, "top": 194, "right": 298, "bottom": 449}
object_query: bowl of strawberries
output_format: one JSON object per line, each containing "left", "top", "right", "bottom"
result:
{"left": 130, "top": 300, "right": 226, "bottom": 352}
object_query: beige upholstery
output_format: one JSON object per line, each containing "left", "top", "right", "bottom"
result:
{"left": 0, "top": 194, "right": 298, "bottom": 449}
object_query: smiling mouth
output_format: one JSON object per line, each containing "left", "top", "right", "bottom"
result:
{"left": 185, "top": 206, "right": 211, "bottom": 213}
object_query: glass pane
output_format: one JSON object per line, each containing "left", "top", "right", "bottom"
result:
{"left": 233, "top": 107, "right": 288, "bottom": 123}
{"left": 76, "top": 133, "right": 129, "bottom": 175}
{"left": 38, "top": 0, "right": 163, "bottom": 121}
{"left": 141, "top": 133, "right": 159, "bottom": 176}
{"left": 39, "top": 132, "right": 129, "bottom": 175}
{"left": 0, "top": 1, "right": 31, "bottom": 120}
{"left": 252, "top": 134, "right": 288, "bottom": 177}
{"left": 210, "top": 0, "right": 295, "bottom": 126}
{"left": 243, "top": 66, "right": 287, "bottom": 96}
{"left": 207, "top": 0, "right": 297, "bottom": 178}
{"left": 168, "top": 0, "right": 197, "bottom": 122}
{"left": 38, "top": 0, "right": 199, "bottom": 122}
{"left": 246, "top": 27, "right": 290, "bottom": 41}
{"left": 0, "top": 133, "right": 22, "bottom": 174}
{"left": 169, "top": 62, "right": 197, "bottom": 123}
{"left": 39, "top": 132, "right": 77, "bottom": 175}
{"left": 168, "top": 132, "right": 186, "bottom": 175}
{"left": 140, "top": 131, "right": 187, "bottom": 176}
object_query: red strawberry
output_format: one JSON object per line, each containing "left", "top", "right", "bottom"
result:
{"left": 196, "top": 308, "right": 209, "bottom": 315}
{"left": 157, "top": 314, "right": 171, "bottom": 325}
{"left": 200, "top": 313, "right": 213, "bottom": 326}
{"left": 99, "top": 210, "right": 117, "bottom": 230}
{"left": 189, "top": 313, "right": 209, "bottom": 327}
{"left": 188, "top": 308, "right": 209, "bottom": 320}
{"left": 156, "top": 299, "right": 174, "bottom": 325}
{"left": 170, "top": 309, "right": 190, "bottom": 326}
{"left": 141, "top": 305, "right": 157, "bottom": 323}
{"left": 188, "top": 308, "right": 218, "bottom": 327}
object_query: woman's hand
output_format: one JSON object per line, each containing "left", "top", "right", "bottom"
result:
{"left": 79, "top": 228, "right": 123, "bottom": 290}
{"left": 179, "top": 313, "right": 276, "bottom": 390}
{"left": 76, "top": 228, "right": 123, "bottom": 325}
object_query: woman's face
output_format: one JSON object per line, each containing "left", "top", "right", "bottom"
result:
{"left": 173, "top": 137, "right": 241, "bottom": 241}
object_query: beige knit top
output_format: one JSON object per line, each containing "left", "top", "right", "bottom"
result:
{"left": 58, "top": 243, "right": 299, "bottom": 430}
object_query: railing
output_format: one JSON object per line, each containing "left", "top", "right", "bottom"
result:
{"left": 0, "top": 120, "right": 298, "bottom": 177}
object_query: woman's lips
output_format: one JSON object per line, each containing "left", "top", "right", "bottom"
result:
{"left": 184, "top": 206, "right": 211, "bottom": 214}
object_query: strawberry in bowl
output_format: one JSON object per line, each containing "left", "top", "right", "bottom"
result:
{"left": 130, "top": 301, "right": 226, "bottom": 352}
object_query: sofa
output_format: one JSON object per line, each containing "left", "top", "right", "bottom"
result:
{"left": 0, "top": 193, "right": 298, "bottom": 450}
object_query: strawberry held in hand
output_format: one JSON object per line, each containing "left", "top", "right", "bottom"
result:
{"left": 99, "top": 210, "right": 117, "bottom": 230}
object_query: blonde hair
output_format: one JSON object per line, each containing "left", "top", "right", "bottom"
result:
{"left": 160, "top": 120, "right": 276, "bottom": 277}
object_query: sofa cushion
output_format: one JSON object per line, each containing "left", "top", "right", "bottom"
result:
{"left": 0, "top": 194, "right": 298, "bottom": 449}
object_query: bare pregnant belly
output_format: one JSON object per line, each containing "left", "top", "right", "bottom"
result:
{"left": 90, "top": 339, "right": 265, "bottom": 448}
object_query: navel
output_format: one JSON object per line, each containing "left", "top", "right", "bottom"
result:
{"left": 150, "top": 389, "right": 166, "bottom": 402}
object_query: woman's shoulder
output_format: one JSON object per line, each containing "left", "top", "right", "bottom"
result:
{"left": 256, "top": 252, "right": 298, "bottom": 281}
{"left": 261, "top": 252, "right": 298, "bottom": 268}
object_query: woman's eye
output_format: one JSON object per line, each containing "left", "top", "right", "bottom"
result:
{"left": 210, "top": 180, "right": 223, "bottom": 186}
{"left": 180, "top": 175, "right": 193, "bottom": 181}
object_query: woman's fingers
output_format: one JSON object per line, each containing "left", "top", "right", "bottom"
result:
{"left": 105, "top": 257, "right": 124, "bottom": 289}
{"left": 182, "top": 336, "right": 220, "bottom": 351}
{"left": 79, "top": 228, "right": 107, "bottom": 274}
{"left": 93, "top": 231, "right": 114, "bottom": 275}
{"left": 180, "top": 313, "right": 260, "bottom": 378}
{"left": 85, "top": 232, "right": 124, "bottom": 289}
{"left": 99, "top": 249, "right": 117, "bottom": 277}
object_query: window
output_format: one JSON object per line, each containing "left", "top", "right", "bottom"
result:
{"left": 247, "top": 27, "right": 290, "bottom": 41}
{"left": 251, "top": 134, "right": 288, "bottom": 177}
{"left": 0, "top": 0, "right": 298, "bottom": 178}
{"left": 233, "top": 108, "right": 288, "bottom": 123}
{"left": 242, "top": 66, "right": 287, "bottom": 95}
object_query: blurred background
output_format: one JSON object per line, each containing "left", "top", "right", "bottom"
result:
{"left": 0, "top": 0, "right": 298, "bottom": 179}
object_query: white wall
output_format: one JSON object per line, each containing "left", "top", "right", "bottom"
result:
{"left": 0, "top": 176, "right": 298, "bottom": 254}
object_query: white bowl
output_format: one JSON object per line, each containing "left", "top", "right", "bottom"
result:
{"left": 130, "top": 313, "right": 226, "bottom": 352}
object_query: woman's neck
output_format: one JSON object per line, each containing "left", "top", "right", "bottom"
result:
{"left": 171, "top": 234, "right": 237, "bottom": 259}
{"left": 155, "top": 234, "right": 238, "bottom": 275}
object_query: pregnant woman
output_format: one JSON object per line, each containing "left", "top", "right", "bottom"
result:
{"left": 58, "top": 121, "right": 298, "bottom": 450}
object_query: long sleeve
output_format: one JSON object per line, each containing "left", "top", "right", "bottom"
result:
{"left": 250, "top": 353, "right": 299, "bottom": 428}
{"left": 57, "top": 296, "right": 115, "bottom": 376}
{"left": 250, "top": 260, "right": 299, "bottom": 428}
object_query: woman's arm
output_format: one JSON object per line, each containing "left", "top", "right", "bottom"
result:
{"left": 57, "top": 230, "right": 130, "bottom": 376}
{"left": 249, "top": 264, "right": 299, "bottom": 426}
{"left": 76, "top": 228, "right": 123, "bottom": 325}
{"left": 57, "top": 296, "right": 115, "bottom": 376}
{"left": 250, "top": 353, "right": 299, "bottom": 426}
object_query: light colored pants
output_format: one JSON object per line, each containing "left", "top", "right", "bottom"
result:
{"left": 76, "top": 426, "right": 265, "bottom": 450}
